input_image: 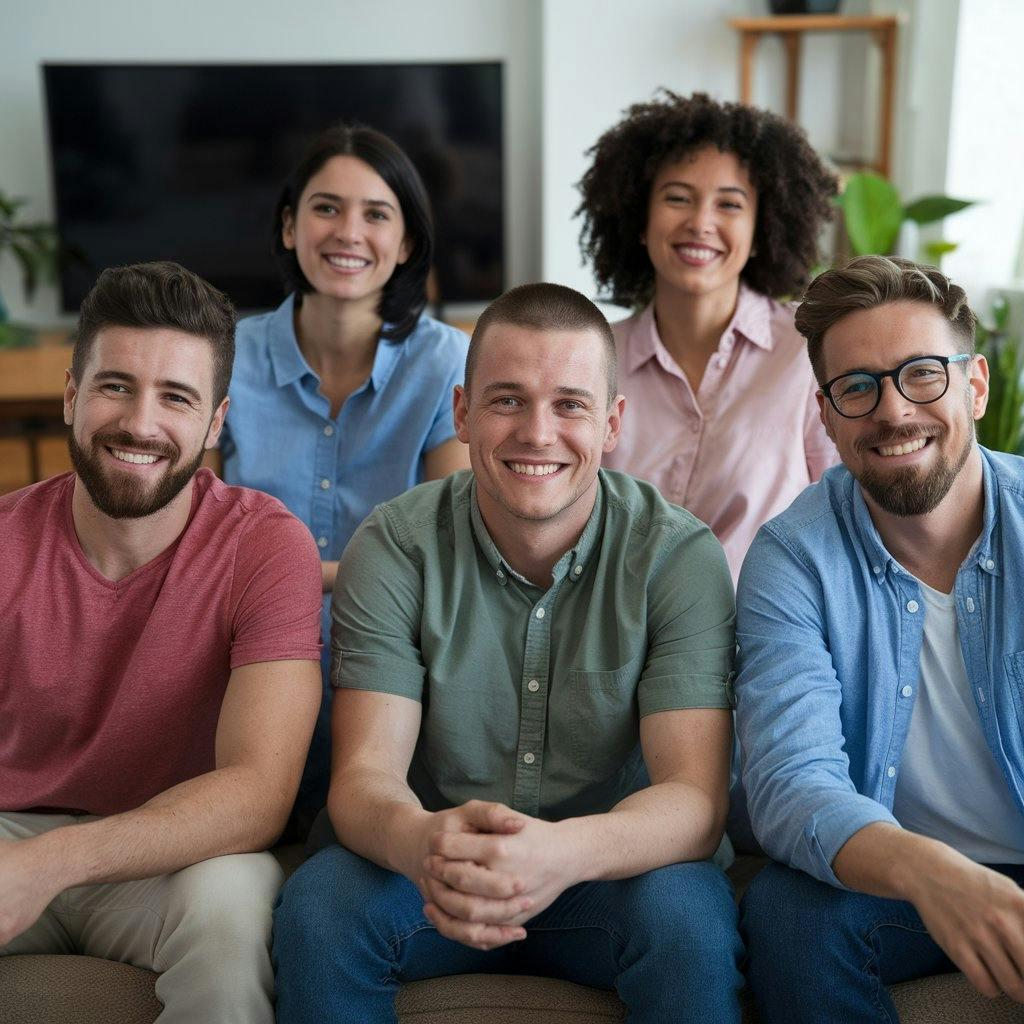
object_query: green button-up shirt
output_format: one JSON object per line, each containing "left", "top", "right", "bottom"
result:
{"left": 331, "top": 469, "right": 735, "bottom": 821}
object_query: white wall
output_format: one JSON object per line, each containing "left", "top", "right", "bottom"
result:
{"left": 0, "top": 0, "right": 542, "bottom": 325}
{"left": 942, "top": 0, "right": 1024, "bottom": 308}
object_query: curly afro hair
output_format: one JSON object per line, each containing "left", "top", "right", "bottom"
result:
{"left": 577, "top": 91, "right": 838, "bottom": 307}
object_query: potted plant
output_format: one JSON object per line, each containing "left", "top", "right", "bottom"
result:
{"left": 0, "top": 191, "right": 63, "bottom": 348}
{"left": 836, "top": 171, "right": 974, "bottom": 264}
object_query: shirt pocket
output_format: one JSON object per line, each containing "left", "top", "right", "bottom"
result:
{"left": 569, "top": 656, "right": 643, "bottom": 780}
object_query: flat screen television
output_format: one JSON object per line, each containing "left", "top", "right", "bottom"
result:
{"left": 43, "top": 62, "right": 504, "bottom": 312}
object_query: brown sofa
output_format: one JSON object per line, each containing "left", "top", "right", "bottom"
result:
{"left": 0, "top": 852, "right": 1019, "bottom": 1023}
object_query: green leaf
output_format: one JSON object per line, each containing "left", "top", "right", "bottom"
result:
{"left": 922, "top": 240, "right": 958, "bottom": 263}
{"left": 993, "top": 295, "right": 1010, "bottom": 332}
{"left": 10, "top": 242, "right": 40, "bottom": 300}
{"left": 903, "top": 195, "right": 975, "bottom": 225}
{"left": 838, "top": 173, "right": 903, "bottom": 255}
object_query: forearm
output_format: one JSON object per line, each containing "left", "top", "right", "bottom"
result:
{"left": 833, "top": 821, "right": 973, "bottom": 902}
{"left": 28, "top": 763, "right": 292, "bottom": 892}
{"left": 558, "top": 779, "right": 726, "bottom": 885}
{"left": 321, "top": 560, "right": 339, "bottom": 593}
{"left": 328, "top": 766, "right": 430, "bottom": 880}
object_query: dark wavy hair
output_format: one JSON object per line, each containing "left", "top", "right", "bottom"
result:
{"left": 273, "top": 123, "right": 434, "bottom": 341}
{"left": 577, "top": 91, "right": 838, "bottom": 307}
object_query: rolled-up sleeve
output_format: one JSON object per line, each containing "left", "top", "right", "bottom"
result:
{"left": 735, "top": 525, "right": 898, "bottom": 888}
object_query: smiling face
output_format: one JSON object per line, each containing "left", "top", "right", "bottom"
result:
{"left": 64, "top": 326, "right": 227, "bottom": 520}
{"left": 454, "top": 324, "right": 623, "bottom": 545}
{"left": 644, "top": 146, "right": 757, "bottom": 305}
{"left": 818, "top": 301, "right": 989, "bottom": 518}
{"left": 281, "top": 154, "right": 411, "bottom": 306}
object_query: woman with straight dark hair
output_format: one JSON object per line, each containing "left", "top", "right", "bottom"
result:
{"left": 220, "top": 123, "right": 469, "bottom": 826}
{"left": 579, "top": 91, "right": 840, "bottom": 582}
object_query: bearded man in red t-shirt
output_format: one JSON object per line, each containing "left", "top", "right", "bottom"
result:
{"left": 0, "top": 262, "right": 323, "bottom": 1023}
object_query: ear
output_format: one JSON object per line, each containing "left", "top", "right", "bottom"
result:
{"left": 816, "top": 390, "right": 837, "bottom": 444}
{"left": 63, "top": 369, "right": 78, "bottom": 427}
{"left": 968, "top": 353, "right": 990, "bottom": 421}
{"left": 397, "top": 235, "right": 412, "bottom": 266}
{"left": 204, "top": 396, "right": 230, "bottom": 450}
{"left": 602, "top": 394, "right": 626, "bottom": 454}
{"left": 281, "top": 207, "right": 296, "bottom": 251}
{"left": 453, "top": 385, "right": 470, "bottom": 443}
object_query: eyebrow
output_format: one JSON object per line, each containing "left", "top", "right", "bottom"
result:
{"left": 481, "top": 382, "right": 597, "bottom": 402}
{"left": 93, "top": 370, "right": 203, "bottom": 404}
{"left": 307, "top": 191, "right": 397, "bottom": 212}
{"left": 656, "top": 180, "right": 749, "bottom": 198}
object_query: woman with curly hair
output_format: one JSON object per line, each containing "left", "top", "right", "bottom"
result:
{"left": 579, "top": 91, "right": 839, "bottom": 580}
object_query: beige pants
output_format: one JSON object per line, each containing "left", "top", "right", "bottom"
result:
{"left": 0, "top": 811, "right": 282, "bottom": 1024}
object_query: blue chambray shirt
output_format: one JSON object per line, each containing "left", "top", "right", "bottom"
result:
{"left": 219, "top": 295, "right": 468, "bottom": 812}
{"left": 735, "top": 447, "right": 1024, "bottom": 888}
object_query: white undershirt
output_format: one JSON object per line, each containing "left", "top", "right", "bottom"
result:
{"left": 892, "top": 579, "right": 1024, "bottom": 864}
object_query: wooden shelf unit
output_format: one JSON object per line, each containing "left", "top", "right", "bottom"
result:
{"left": 729, "top": 14, "right": 900, "bottom": 177}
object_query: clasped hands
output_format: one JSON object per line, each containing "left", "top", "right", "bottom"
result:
{"left": 414, "top": 800, "right": 576, "bottom": 950}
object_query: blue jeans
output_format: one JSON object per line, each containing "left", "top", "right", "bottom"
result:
{"left": 273, "top": 843, "right": 744, "bottom": 1023}
{"left": 741, "top": 860, "right": 1024, "bottom": 1023}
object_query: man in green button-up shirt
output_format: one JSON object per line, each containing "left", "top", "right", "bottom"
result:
{"left": 275, "top": 283, "right": 744, "bottom": 1024}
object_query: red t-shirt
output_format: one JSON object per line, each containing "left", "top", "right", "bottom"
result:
{"left": 0, "top": 469, "right": 322, "bottom": 815}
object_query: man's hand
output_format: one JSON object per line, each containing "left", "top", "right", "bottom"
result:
{"left": 420, "top": 804, "right": 578, "bottom": 949}
{"left": 0, "top": 837, "right": 62, "bottom": 946}
{"left": 906, "top": 853, "right": 1024, "bottom": 1002}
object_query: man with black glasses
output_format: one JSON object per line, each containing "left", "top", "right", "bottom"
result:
{"left": 736, "top": 255, "right": 1024, "bottom": 1021}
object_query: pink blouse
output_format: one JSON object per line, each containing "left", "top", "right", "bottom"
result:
{"left": 603, "top": 285, "right": 838, "bottom": 582}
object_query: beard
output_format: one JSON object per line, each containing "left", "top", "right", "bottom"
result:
{"left": 853, "top": 422, "right": 974, "bottom": 518}
{"left": 69, "top": 429, "right": 205, "bottom": 520}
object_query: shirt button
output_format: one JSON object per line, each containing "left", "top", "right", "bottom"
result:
{"left": 573, "top": 565, "right": 583, "bottom": 576}
{"left": 323, "top": 424, "right": 335, "bottom": 437}
{"left": 901, "top": 685, "right": 912, "bottom": 697}
{"left": 986, "top": 559, "right": 995, "bottom": 570}
{"left": 966, "top": 597, "right": 975, "bottom": 612}
{"left": 523, "top": 752, "right": 535, "bottom": 765}
{"left": 320, "top": 478, "right": 331, "bottom": 490}
{"left": 317, "top": 536, "right": 328, "bottom": 549}
{"left": 496, "top": 569, "right": 506, "bottom": 581}
{"left": 535, "top": 607, "right": 545, "bottom": 619}
{"left": 527, "top": 679, "right": 540, "bottom": 692}
{"left": 872, "top": 565, "right": 881, "bottom": 575}
{"left": 906, "top": 600, "right": 919, "bottom": 613}
{"left": 887, "top": 766, "right": 897, "bottom": 778}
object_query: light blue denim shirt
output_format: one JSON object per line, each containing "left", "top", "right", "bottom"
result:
{"left": 221, "top": 295, "right": 468, "bottom": 566}
{"left": 735, "top": 447, "right": 1024, "bottom": 888}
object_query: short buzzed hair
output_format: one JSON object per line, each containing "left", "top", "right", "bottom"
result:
{"left": 465, "top": 283, "right": 618, "bottom": 404}
{"left": 796, "top": 255, "right": 976, "bottom": 384}
{"left": 73, "top": 261, "right": 236, "bottom": 406}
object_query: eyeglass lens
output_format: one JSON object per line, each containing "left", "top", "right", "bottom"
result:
{"left": 830, "top": 358, "right": 949, "bottom": 417}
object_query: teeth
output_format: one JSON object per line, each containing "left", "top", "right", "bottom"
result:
{"left": 677, "top": 245, "right": 718, "bottom": 260}
{"left": 111, "top": 448, "right": 160, "bottom": 465}
{"left": 877, "top": 438, "right": 928, "bottom": 457}
{"left": 508, "top": 462, "right": 560, "bottom": 477}
{"left": 326, "top": 255, "right": 370, "bottom": 268}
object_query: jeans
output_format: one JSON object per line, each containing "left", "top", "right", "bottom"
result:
{"left": 273, "top": 843, "right": 744, "bottom": 1024}
{"left": 741, "top": 860, "right": 1024, "bottom": 1023}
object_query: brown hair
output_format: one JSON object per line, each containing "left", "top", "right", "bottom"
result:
{"left": 73, "top": 261, "right": 236, "bottom": 405}
{"left": 466, "top": 283, "right": 617, "bottom": 404}
{"left": 796, "top": 255, "right": 976, "bottom": 384}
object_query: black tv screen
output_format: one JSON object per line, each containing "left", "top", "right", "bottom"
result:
{"left": 43, "top": 62, "right": 504, "bottom": 311}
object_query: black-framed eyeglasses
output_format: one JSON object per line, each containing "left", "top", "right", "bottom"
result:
{"left": 823, "top": 354, "right": 972, "bottom": 419}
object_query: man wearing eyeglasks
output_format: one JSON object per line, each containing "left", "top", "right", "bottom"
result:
{"left": 735, "top": 255, "right": 1024, "bottom": 1020}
